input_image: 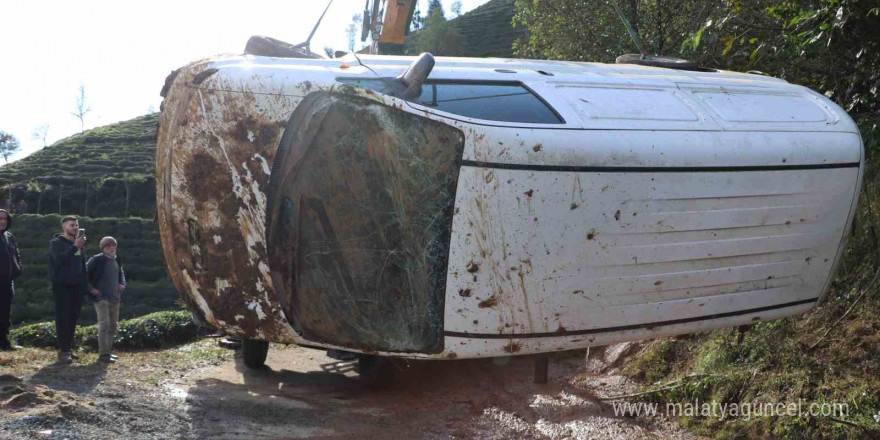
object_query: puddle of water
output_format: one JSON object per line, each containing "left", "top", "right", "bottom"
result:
{"left": 161, "top": 383, "right": 189, "bottom": 400}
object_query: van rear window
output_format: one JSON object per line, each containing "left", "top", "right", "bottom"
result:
{"left": 338, "top": 79, "right": 563, "bottom": 124}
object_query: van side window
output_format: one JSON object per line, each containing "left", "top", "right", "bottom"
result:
{"left": 337, "top": 79, "right": 563, "bottom": 124}
{"left": 415, "top": 82, "right": 563, "bottom": 124}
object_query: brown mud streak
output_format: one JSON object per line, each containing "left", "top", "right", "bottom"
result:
{"left": 504, "top": 341, "right": 522, "bottom": 353}
{"left": 186, "top": 153, "right": 223, "bottom": 203}
{"left": 517, "top": 270, "right": 535, "bottom": 332}
{"left": 157, "top": 67, "right": 212, "bottom": 324}
{"left": 478, "top": 296, "right": 499, "bottom": 308}
{"left": 157, "top": 64, "right": 296, "bottom": 340}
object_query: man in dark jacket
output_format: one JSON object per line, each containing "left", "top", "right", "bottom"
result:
{"left": 0, "top": 209, "right": 23, "bottom": 351}
{"left": 48, "top": 216, "right": 88, "bottom": 362}
{"left": 86, "top": 236, "right": 125, "bottom": 363}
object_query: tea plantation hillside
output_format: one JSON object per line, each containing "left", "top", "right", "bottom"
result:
{"left": 447, "top": 0, "right": 524, "bottom": 58}
{"left": 404, "top": 0, "right": 524, "bottom": 57}
{"left": 10, "top": 215, "right": 179, "bottom": 325}
{"left": 0, "top": 114, "right": 158, "bottom": 218}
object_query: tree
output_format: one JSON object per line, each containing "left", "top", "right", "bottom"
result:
{"left": 124, "top": 176, "right": 131, "bottom": 217}
{"left": 83, "top": 178, "right": 95, "bottom": 217}
{"left": 450, "top": 1, "right": 462, "bottom": 18}
{"left": 27, "top": 180, "right": 49, "bottom": 214}
{"left": 407, "top": 3, "right": 466, "bottom": 56}
{"left": 680, "top": 1, "right": 880, "bottom": 118}
{"left": 347, "top": 13, "right": 362, "bottom": 52}
{"left": 411, "top": 1, "right": 424, "bottom": 31}
{"left": 511, "top": 0, "right": 879, "bottom": 149}
{"left": 71, "top": 84, "right": 92, "bottom": 134}
{"left": 0, "top": 131, "right": 21, "bottom": 164}
{"left": 512, "top": 0, "right": 879, "bottom": 123}
{"left": 427, "top": 0, "right": 444, "bottom": 18}
{"left": 57, "top": 179, "right": 64, "bottom": 214}
{"left": 32, "top": 124, "right": 50, "bottom": 148}
{"left": 513, "top": 0, "right": 721, "bottom": 62}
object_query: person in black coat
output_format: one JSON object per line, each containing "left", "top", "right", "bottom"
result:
{"left": 0, "top": 209, "right": 23, "bottom": 351}
{"left": 48, "top": 216, "right": 88, "bottom": 362}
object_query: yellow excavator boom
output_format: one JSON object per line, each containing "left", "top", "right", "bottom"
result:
{"left": 362, "top": 0, "right": 416, "bottom": 54}
{"left": 378, "top": 0, "right": 415, "bottom": 45}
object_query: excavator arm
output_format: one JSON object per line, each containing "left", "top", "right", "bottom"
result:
{"left": 362, "top": 0, "right": 417, "bottom": 54}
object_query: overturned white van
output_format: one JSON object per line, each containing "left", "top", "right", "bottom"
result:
{"left": 155, "top": 52, "right": 862, "bottom": 370}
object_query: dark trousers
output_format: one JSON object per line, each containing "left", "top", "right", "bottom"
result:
{"left": 0, "top": 281, "right": 12, "bottom": 347}
{"left": 53, "top": 283, "right": 83, "bottom": 352}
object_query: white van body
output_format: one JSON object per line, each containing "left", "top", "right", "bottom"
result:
{"left": 156, "top": 54, "right": 862, "bottom": 359}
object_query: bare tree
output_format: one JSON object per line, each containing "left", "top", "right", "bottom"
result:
{"left": 0, "top": 131, "right": 21, "bottom": 164}
{"left": 71, "top": 84, "right": 92, "bottom": 133}
{"left": 347, "top": 13, "right": 362, "bottom": 52}
{"left": 32, "top": 124, "right": 50, "bottom": 148}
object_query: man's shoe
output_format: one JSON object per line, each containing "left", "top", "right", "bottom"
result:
{"left": 57, "top": 352, "right": 73, "bottom": 363}
{"left": 69, "top": 352, "right": 80, "bottom": 360}
{"left": 109, "top": 354, "right": 118, "bottom": 360}
{"left": 97, "top": 354, "right": 116, "bottom": 364}
{"left": 218, "top": 338, "right": 242, "bottom": 350}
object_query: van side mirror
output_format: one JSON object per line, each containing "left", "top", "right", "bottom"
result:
{"left": 398, "top": 53, "right": 435, "bottom": 100}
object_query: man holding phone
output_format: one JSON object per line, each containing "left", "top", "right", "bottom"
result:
{"left": 48, "top": 216, "right": 88, "bottom": 363}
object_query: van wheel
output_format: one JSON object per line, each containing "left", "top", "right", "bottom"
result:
{"left": 242, "top": 339, "right": 269, "bottom": 368}
{"left": 356, "top": 355, "right": 394, "bottom": 387}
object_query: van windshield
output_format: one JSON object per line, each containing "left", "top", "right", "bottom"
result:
{"left": 338, "top": 78, "right": 563, "bottom": 124}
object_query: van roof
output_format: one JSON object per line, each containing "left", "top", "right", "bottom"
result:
{"left": 201, "top": 53, "right": 856, "bottom": 133}
{"left": 213, "top": 53, "right": 787, "bottom": 88}
{"left": 352, "top": 54, "right": 788, "bottom": 86}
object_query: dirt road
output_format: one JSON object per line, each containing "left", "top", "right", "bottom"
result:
{"left": 2, "top": 341, "right": 704, "bottom": 439}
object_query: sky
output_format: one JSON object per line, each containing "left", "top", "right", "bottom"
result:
{"left": 0, "top": 0, "right": 487, "bottom": 163}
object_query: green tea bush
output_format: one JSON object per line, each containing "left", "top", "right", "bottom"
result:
{"left": 10, "top": 310, "right": 198, "bottom": 350}
{"left": 9, "top": 214, "right": 179, "bottom": 325}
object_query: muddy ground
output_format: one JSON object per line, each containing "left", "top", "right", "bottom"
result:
{"left": 1, "top": 340, "right": 706, "bottom": 439}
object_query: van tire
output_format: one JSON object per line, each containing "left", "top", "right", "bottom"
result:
{"left": 242, "top": 339, "right": 269, "bottom": 368}
{"left": 356, "top": 355, "right": 394, "bottom": 387}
